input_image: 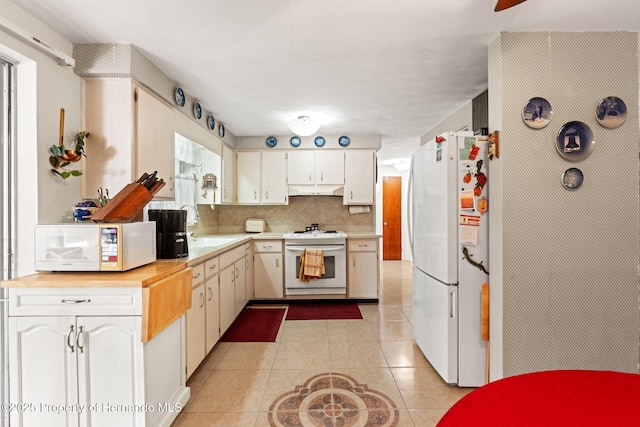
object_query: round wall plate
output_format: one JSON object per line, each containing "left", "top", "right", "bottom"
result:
{"left": 562, "top": 167, "right": 584, "bottom": 190}
{"left": 290, "top": 136, "right": 301, "bottom": 147}
{"left": 193, "top": 102, "right": 202, "bottom": 120}
{"left": 314, "top": 136, "right": 325, "bottom": 147}
{"left": 219, "top": 124, "right": 225, "bottom": 138}
{"left": 207, "top": 115, "right": 215, "bottom": 130}
{"left": 265, "top": 136, "right": 277, "bottom": 147}
{"left": 556, "top": 121, "right": 594, "bottom": 162}
{"left": 174, "top": 87, "right": 185, "bottom": 107}
{"left": 522, "top": 97, "right": 552, "bottom": 129}
{"left": 338, "top": 135, "right": 350, "bottom": 147}
{"left": 596, "top": 96, "right": 627, "bottom": 128}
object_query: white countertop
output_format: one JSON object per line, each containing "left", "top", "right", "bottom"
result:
{"left": 186, "top": 231, "right": 380, "bottom": 265}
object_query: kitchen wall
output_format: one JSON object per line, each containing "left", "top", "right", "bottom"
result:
{"left": 194, "top": 195, "right": 374, "bottom": 234}
{"left": 488, "top": 32, "right": 639, "bottom": 378}
{"left": 0, "top": 1, "right": 81, "bottom": 276}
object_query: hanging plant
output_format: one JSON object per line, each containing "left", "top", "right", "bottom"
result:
{"left": 49, "top": 108, "right": 89, "bottom": 179}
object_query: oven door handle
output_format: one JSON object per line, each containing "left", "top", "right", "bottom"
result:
{"left": 285, "top": 245, "right": 345, "bottom": 252}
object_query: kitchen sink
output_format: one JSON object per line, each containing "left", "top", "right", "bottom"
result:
{"left": 187, "top": 236, "right": 238, "bottom": 248}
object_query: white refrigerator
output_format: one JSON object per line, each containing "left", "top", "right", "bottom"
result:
{"left": 410, "top": 131, "right": 489, "bottom": 387}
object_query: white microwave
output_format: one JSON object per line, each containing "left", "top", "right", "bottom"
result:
{"left": 34, "top": 222, "right": 156, "bottom": 272}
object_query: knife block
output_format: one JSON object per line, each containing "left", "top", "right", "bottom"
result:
{"left": 91, "top": 182, "right": 161, "bottom": 223}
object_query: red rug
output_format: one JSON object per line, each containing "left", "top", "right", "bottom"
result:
{"left": 285, "top": 303, "right": 362, "bottom": 320}
{"left": 437, "top": 370, "right": 640, "bottom": 426}
{"left": 222, "top": 307, "right": 285, "bottom": 342}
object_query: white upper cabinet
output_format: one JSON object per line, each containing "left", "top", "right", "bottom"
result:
{"left": 82, "top": 78, "right": 175, "bottom": 200}
{"left": 221, "top": 144, "right": 235, "bottom": 204}
{"left": 287, "top": 150, "right": 344, "bottom": 186}
{"left": 261, "top": 151, "right": 287, "bottom": 204}
{"left": 344, "top": 150, "right": 376, "bottom": 205}
{"left": 236, "top": 151, "right": 287, "bottom": 205}
{"left": 236, "top": 151, "right": 261, "bottom": 204}
{"left": 135, "top": 87, "right": 175, "bottom": 199}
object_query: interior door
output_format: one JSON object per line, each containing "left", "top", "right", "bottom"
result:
{"left": 382, "top": 176, "right": 402, "bottom": 260}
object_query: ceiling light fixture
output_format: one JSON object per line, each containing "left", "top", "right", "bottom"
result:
{"left": 287, "top": 116, "right": 321, "bottom": 136}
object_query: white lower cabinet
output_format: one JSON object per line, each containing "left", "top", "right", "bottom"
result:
{"left": 204, "top": 257, "right": 220, "bottom": 354}
{"left": 8, "top": 287, "right": 187, "bottom": 427}
{"left": 186, "top": 259, "right": 221, "bottom": 377}
{"left": 253, "top": 240, "right": 284, "bottom": 299}
{"left": 185, "top": 279, "right": 206, "bottom": 378}
{"left": 347, "top": 238, "right": 380, "bottom": 299}
{"left": 218, "top": 244, "right": 248, "bottom": 335}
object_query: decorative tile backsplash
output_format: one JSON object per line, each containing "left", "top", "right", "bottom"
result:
{"left": 194, "top": 196, "right": 374, "bottom": 234}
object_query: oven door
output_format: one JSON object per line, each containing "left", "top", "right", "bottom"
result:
{"left": 284, "top": 243, "right": 346, "bottom": 295}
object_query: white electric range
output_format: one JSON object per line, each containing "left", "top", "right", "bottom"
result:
{"left": 283, "top": 230, "right": 347, "bottom": 295}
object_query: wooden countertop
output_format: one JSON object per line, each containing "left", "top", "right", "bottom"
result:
{"left": 1, "top": 260, "right": 187, "bottom": 288}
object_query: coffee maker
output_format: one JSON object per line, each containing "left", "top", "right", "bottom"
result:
{"left": 148, "top": 209, "right": 189, "bottom": 259}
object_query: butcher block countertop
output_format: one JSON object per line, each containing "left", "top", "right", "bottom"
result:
{"left": 0, "top": 260, "right": 187, "bottom": 288}
{"left": 2, "top": 260, "right": 192, "bottom": 343}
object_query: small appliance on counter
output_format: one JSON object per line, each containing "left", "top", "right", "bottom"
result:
{"left": 148, "top": 209, "right": 189, "bottom": 259}
{"left": 245, "top": 218, "right": 266, "bottom": 233}
{"left": 34, "top": 222, "right": 156, "bottom": 271}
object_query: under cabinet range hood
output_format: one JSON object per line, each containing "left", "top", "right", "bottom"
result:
{"left": 288, "top": 185, "right": 344, "bottom": 196}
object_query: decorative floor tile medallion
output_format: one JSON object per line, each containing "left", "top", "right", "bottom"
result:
{"left": 268, "top": 373, "right": 400, "bottom": 426}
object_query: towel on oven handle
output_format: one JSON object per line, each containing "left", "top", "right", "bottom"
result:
{"left": 299, "top": 248, "right": 325, "bottom": 282}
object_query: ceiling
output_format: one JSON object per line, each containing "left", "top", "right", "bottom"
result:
{"left": 10, "top": 0, "right": 640, "bottom": 156}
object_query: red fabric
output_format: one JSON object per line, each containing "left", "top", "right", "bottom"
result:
{"left": 221, "top": 308, "right": 285, "bottom": 342}
{"left": 285, "top": 303, "right": 362, "bottom": 320}
{"left": 437, "top": 370, "right": 640, "bottom": 427}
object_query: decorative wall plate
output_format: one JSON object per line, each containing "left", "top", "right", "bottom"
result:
{"left": 193, "top": 102, "right": 202, "bottom": 120}
{"left": 556, "top": 121, "right": 594, "bottom": 161}
{"left": 596, "top": 96, "right": 627, "bottom": 128}
{"left": 522, "top": 97, "right": 552, "bottom": 129}
{"left": 562, "top": 167, "right": 584, "bottom": 190}
{"left": 174, "top": 87, "right": 185, "bottom": 107}
{"left": 290, "top": 136, "right": 301, "bottom": 147}
{"left": 338, "top": 135, "right": 350, "bottom": 147}
{"left": 219, "top": 124, "right": 225, "bottom": 138}
{"left": 265, "top": 136, "right": 277, "bottom": 147}
{"left": 314, "top": 136, "right": 325, "bottom": 147}
{"left": 207, "top": 115, "right": 215, "bottom": 130}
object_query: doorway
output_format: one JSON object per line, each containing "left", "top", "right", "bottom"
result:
{"left": 382, "top": 176, "right": 402, "bottom": 260}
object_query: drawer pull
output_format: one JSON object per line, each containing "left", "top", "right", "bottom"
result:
{"left": 193, "top": 272, "right": 201, "bottom": 279}
{"left": 61, "top": 299, "right": 91, "bottom": 304}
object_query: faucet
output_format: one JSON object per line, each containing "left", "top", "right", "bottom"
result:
{"left": 180, "top": 204, "right": 199, "bottom": 225}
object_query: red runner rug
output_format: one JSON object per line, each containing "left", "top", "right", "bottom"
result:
{"left": 285, "top": 303, "right": 362, "bottom": 320}
{"left": 222, "top": 307, "right": 285, "bottom": 342}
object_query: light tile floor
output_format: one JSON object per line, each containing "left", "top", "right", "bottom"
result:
{"left": 171, "top": 260, "right": 475, "bottom": 427}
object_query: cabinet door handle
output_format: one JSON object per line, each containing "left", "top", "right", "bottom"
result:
{"left": 320, "top": 172, "right": 324, "bottom": 182}
{"left": 265, "top": 190, "right": 269, "bottom": 200}
{"left": 61, "top": 299, "right": 91, "bottom": 304}
{"left": 350, "top": 191, "right": 353, "bottom": 199}
{"left": 199, "top": 292, "right": 205, "bottom": 308}
{"left": 66, "top": 325, "right": 76, "bottom": 353}
{"left": 76, "top": 326, "right": 85, "bottom": 354}
{"left": 308, "top": 173, "right": 312, "bottom": 182}
{"left": 276, "top": 258, "right": 279, "bottom": 268}
{"left": 235, "top": 267, "right": 240, "bottom": 279}
{"left": 254, "top": 191, "right": 257, "bottom": 200}
{"left": 352, "top": 257, "right": 356, "bottom": 267}
{"left": 208, "top": 286, "right": 213, "bottom": 301}
{"left": 169, "top": 177, "right": 174, "bottom": 191}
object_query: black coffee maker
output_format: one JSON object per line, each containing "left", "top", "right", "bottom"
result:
{"left": 148, "top": 209, "right": 189, "bottom": 259}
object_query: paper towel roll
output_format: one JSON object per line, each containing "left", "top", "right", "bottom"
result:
{"left": 348, "top": 206, "right": 371, "bottom": 214}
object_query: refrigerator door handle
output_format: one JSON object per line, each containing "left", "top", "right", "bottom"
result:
{"left": 449, "top": 290, "right": 456, "bottom": 318}
{"left": 407, "top": 162, "right": 414, "bottom": 259}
